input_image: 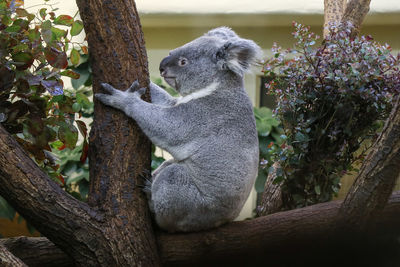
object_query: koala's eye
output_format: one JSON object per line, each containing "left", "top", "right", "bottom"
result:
{"left": 178, "top": 57, "right": 188, "bottom": 67}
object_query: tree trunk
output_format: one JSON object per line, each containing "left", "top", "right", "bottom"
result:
{"left": 323, "top": 0, "right": 347, "bottom": 38}
{"left": 0, "top": 0, "right": 160, "bottom": 265}
{"left": 342, "top": 0, "right": 371, "bottom": 36}
{"left": 0, "top": 244, "right": 27, "bottom": 267}
{"left": 3, "top": 191, "right": 400, "bottom": 267}
{"left": 257, "top": 162, "right": 283, "bottom": 216}
{"left": 340, "top": 96, "right": 400, "bottom": 228}
{"left": 75, "top": 0, "right": 160, "bottom": 265}
{"left": 323, "top": 0, "right": 371, "bottom": 38}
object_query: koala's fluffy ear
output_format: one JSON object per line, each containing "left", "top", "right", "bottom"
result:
{"left": 215, "top": 39, "right": 262, "bottom": 76}
{"left": 205, "top": 27, "right": 238, "bottom": 40}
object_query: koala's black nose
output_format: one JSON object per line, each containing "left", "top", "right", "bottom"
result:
{"left": 159, "top": 56, "right": 171, "bottom": 76}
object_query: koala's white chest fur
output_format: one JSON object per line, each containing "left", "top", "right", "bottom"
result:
{"left": 175, "top": 82, "right": 219, "bottom": 105}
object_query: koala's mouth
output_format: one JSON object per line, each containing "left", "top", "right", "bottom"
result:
{"left": 163, "top": 76, "right": 178, "bottom": 89}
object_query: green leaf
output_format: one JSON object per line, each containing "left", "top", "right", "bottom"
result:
{"left": 51, "top": 140, "right": 64, "bottom": 149}
{"left": 295, "top": 132, "right": 309, "bottom": 142}
{"left": 78, "top": 180, "right": 89, "bottom": 199}
{"left": 2, "top": 14, "right": 13, "bottom": 26}
{"left": 72, "top": 102, "right": 81, "bottom": 112}
{"left": 70, "top": 20, "right": 84, "bottom": 36}
{"left": 254, "top": 107, "right": 273, "bottom": 119}
{"left": 27, "top": 28, "right": 40, "bottom": 42}
{"left": 70, "top": 48, "right": 80, "bottom": 66}
{"left": 0, "top": 196, "right": 15, "bottom": 221}
{"left": 41, "top": 20, "right": 52, "bottom": 44}
{"left": 51, "top": 26, "right": 67, "bottom": 40}
{"left": 12, "top": 52, "right": 34, "bottom": 70}
{"left": 71, "top": 66, "right": 90, "bottom": 89}
{"left": 41, "top": 20, "right": 52, "bottom": 30}
{"left": 76, "top": 92, "right": 90, "bottom": 107}
{"left": 255, "top": 169, "right": 267, "bottom": 193}
{"left": 39, "top": 8, "right": 47, "bottom": 20}
{"left": 54, "top": 15, "right": 73, "bottom": 26}
{"left": 60, "top": 69, "right": 80, "bottom": 79}
{"left": 16, "top": 8, "right": 29, "bottom": 17}
{"left": 58, "top": 122, "right": 78, "bottom": 149}
{"left": 151, "top": 155, "right": 165, "bottom": 171}
{"left": 256, "top": 122, "right": 272, "bottom": 136}
{"left": 5, "top": 25, "right": 21, "bottom": 32}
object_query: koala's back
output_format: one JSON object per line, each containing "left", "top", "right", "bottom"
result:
{"left": 151, "top": 87, "right": 259, "bottom": 232}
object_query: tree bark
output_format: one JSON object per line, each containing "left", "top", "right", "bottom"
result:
{"left": 75, "top": 0, "right": 160, "bottom": 265}
{"left": 0, "top": 1, "right": 160, "bottom": 264}
{"left": 0, "top": 244, "right": 27, "bottom": 267}
{"left": 323, "top": 0, "right": 347, "bottom": 38}
{"left": 257, "top": 162, "right": 283, "bottom": 216}
{"left": 158, "top": 191, "right": 400, "bottom": 266}
{"left": 0, "top": 237, "right": 72, "bottom": 267}
{"left": 323, "top": 0, "right": 371, "bottom": 38}
{"left": 0, "top": 125, "right": 111, "bottom": 265}
{"left": 3, "top": 191, "right": 400, "bottom": 267}
{"left": 342, "top": 0, "right": 371, "bottom": 36}
{"left": 340, "top": 96, "right": 400, "bottom": 228}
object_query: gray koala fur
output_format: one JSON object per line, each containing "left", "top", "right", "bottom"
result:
{"left": 96, "top": 27, "right": 261, "bottom": 232}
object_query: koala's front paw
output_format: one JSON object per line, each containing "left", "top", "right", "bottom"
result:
{"left": 101, "top": 83, "right": 119, "bottom": 95}
{"left": 127, "top": 80, "right": 140, "bottom": 92}
{"left": 95, "top": 93, "right": 118, "bottom": 107}
{"left": 135, "top": 87, "right": 146, "bottom": 97}
{"left": 126, "top": 80, "right": 147, "bottom": 98}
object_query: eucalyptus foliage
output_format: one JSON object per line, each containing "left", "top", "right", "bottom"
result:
{"left": 263, "top": 22, "right": 400, "bottom": 208}
{"left": 0, "top": 0, "right": 90, "bottom": 223}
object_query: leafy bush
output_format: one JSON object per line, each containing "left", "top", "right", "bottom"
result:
{"left": 263, "top": 22, "right": 400, "bottom": 209}
{"left": 254, "top": 107, "right": 283, "bottom": 192}
{"left": 0, "top": 0, "right": 88, "bottom": 169}
{"left": 0, "top": 0, "right": 90, "bottom": 225}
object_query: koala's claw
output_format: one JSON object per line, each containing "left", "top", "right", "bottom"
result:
{"left": 127, "top": 80, "right": 140, "bottom": 92}
{"left": 101, "top": 83, "right": 117, "bottom": 94}
{"left": 136, "top": 87, "right": 146, "bottom": 96}
{"left": 95, "top": 93, "right": 112, "bottom": 105}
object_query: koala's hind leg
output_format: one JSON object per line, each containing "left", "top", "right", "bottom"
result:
{"left": 150, "top": 163, "right": 206, "bottom": 232}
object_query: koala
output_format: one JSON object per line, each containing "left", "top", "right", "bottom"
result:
{"left": 96, "top": 27, "right": 261, "bottom": 232}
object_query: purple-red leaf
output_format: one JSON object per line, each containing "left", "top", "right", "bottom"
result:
{"left": 45, "top": 46, "right": 68, "bottom": 69}
{"left": 53, "top": 15, "right": 73, "bottom": 26}
{"left": 76, "top": 120, "right": 87, "bottom": 138}
{"left": 60, "top": 70, "right": 80, "bottom": 79}
{"left": 80, "top": 140, "right": 89, "bottom": 163}
{"left": 41, "top": 79, "right": 64, "bottom": 96}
